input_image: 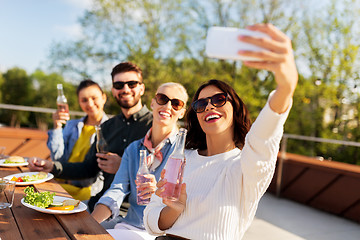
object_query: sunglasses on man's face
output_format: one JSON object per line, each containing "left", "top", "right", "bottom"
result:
{"left": 155, "top": 93, "right": 185, "bottom": 111}
{"left": 112, "top": 80, "right": 141, "bottom": 90}
{"left": 191, "top": 92, "right": 230, "bottom": 113}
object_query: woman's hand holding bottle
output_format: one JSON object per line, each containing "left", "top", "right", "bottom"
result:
{"left": 156, "top": 169, "right": 187, "bottom": 213}
{"left": 52, "top": 111, "right": 70, "bottom": 129}
{"left": 54, "top": 84, "right": 70, "bottom": 129}
{"left": 135, "top": 174, "right": 157, "bottom": 205}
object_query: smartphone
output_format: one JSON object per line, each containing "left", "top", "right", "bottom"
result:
{"left": 205, "top": 26, "right": 270, "bottom": 61}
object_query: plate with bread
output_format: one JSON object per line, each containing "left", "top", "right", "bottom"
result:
{"left": 0, "top": 156, "right": 29, "bottom": 167}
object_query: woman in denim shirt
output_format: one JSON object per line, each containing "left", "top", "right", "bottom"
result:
{"left": 91, "top": 82, "right": 188, "bottom": 240}
{"left": 47, "top": 79, "right": 108, "bottom": 200}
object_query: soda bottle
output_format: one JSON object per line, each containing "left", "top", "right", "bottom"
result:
{"left": 95, "top": 125, "right": 109, "bottom": 155}
{"left": 161, "top": 128, "right": 187, "bottom": 201}
{"left": 136, "top": 149, "right": 151, "bottom": 205}
{"left": 56, "top": 84, "right": 69, "bottom": 113}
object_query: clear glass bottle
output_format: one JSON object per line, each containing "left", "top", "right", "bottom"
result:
{"left": 95, "top": 125, "right": 109, "bottom": 155}
{"left": 136, "top": 150, "right": 151, "bottom": 205}
{"left": 161, "top": 128, "right": 187, "bottom": 201}
{"left": 56, "top": 84, "right": 69, "bottom": 113}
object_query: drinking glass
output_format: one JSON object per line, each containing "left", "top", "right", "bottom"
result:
{"left": 0, "top": 146, "right": 6, "bottom": 158}
{"left": 0, "top": 178, "right": 16, "bottom": 209}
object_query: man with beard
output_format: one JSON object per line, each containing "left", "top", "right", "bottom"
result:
{"left": 29, "top": 62, "right": 153, "bottom": 211}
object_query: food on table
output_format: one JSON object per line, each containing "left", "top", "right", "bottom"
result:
{"left": 24, "top": 186, "right": 80, "bottom": 210}
{"left": 24, "top": 186, "right": 55, "bottom": 208}
{"left": 4, "top": 156, "right": 26, "bottom": 164}
{"left": 47, "top": 205, "right": 75, "bottom": 211}
{"left": 11, "top": 172, "right": 47, "bottom": 182}
{"left": 63, "top": 199, "right": 80, "bottom": 207}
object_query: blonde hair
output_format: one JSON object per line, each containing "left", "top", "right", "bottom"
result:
{"left": 157, "top": 82, "right": 189, "bottom": 106}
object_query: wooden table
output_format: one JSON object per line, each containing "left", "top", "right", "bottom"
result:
{"left": 0, "top": 164, "right": 114, "bottom": 240}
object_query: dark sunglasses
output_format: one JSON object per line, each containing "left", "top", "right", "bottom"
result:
{"left": 191, "top": 93, "right": 230, "bottom": 113}
{"left": 155, "top": 93, "right": 185, "bottom": 111}
{"left": 112, "top": 80, "right": 141, "bottom": 90}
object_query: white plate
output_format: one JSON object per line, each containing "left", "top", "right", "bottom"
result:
{"left": 4, "top": 172, "right": 54, "bottom": 185}
{"left": 0, "top": 158, "right": 29, "bottom": 167}
{"left": 21, "top": 196, "right": 87, "bottom": 214}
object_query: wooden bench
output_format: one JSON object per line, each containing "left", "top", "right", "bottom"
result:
{"left": 0, "top": 127, "right": 50, "bottom": 160}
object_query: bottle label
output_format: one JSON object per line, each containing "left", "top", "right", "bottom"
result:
{"left": 164, "top": 157, "right": 183, "bottom": 184}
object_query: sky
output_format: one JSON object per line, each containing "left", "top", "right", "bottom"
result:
{"left": 0, "top": 0, "right": 92, "bottom": 74}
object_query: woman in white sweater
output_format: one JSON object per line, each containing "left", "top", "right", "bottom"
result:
{"left": 143, "top": 23, "right": 298, "bottom": 240}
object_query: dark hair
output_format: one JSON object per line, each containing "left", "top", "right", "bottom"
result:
{"left": 111, "top": 62, "right": 143, "bottom": 82}
{"left": 185, "top": 79, "right": 251, "bottom": 150}
{"left": 76, "top": 79, "right": 103, "bottom": 96}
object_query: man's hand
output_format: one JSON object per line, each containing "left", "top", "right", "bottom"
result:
{"left": 28, "top": 157, "right": 54, "bottom": 172}
{"left": 96, "top": 152, "right": 121, "bottom": 174}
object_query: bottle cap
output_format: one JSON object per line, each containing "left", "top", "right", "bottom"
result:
{"left": 57, "top": 84, "right": 63, "bottom": 89}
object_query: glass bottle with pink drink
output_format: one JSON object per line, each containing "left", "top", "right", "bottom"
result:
{"left": 56, "top": 84, "right": 69, "bottom": 113}
{"left": 161, "top": 128, "right": 187, "bottom": 201}
{"left": 136, "top": 149, "right": 151, "bottom": 205}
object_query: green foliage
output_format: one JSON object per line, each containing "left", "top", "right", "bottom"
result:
{"left": 1, "top": 68, "right": 34, "bottom": 127}
{"left": 1, "top": 0, "right": 360, "bottom": 165}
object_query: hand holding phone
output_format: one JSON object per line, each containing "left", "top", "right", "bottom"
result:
{"left": 205, "top": 26, "right": 270, "bottom": 61}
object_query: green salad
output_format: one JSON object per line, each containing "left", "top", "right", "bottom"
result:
{"left": 24, "top": 186, "right": 55, "bottom": 208}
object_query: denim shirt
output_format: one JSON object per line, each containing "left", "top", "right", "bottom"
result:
{"left": 47, "top": 114, "right": 109, "bottom": 162}
{"left": 47, "top": 114, "right": 109, "bottom": 187}
{"left": 96, "top": 132, "right": 178, "bottom": 229}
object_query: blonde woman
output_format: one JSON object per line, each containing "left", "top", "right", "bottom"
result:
{"left": 92, "top": 82, "right": 188, "bottom": 240}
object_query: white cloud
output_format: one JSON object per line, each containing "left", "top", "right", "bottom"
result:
{"left": 54, "top": 24, "right": 84, "bottom": 39}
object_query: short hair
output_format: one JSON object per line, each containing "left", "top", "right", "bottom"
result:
{"left": 185, "top": 79, "right": 251, "bottom": 150}
{"left": 76, "top": 79, "right": 103, "bottom": 96}
{"left": 157, "top": 82, "right": 189, "bottom": 106}
{"left": 111, "top": 62, "right": 143, "bottom": 82}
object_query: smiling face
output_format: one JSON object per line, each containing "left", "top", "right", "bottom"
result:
{"left": 78, "top": 85, "right": 107, "bottom": 120}
{"left": 111, "top": 71, "right": 144, "bottom": 109}
{"left": 196, "top": 85, "right": 234, "bottom": 137}
{"left": 151, "top": 85, "right": 187, "bottom": 129}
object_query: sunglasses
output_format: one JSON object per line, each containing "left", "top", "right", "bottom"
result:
{"left": 155, "top": 93, "right": 185, "bottom": 111}
{"left": 112, "top": 80, "right": 141, "bottom": 90}
{"left": 191, "top": 93, "right": 230, "bottom": 113}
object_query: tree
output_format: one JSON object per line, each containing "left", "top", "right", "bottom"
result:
{"left": 44, "top": 0, "right": 360, "bottom": 164}
{"left": 1, "top": 68, "right": 34, "bottom": 127}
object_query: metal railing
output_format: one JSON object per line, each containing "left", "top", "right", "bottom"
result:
{"left": 0, "top": 103, "right": 86, "bottom": 117}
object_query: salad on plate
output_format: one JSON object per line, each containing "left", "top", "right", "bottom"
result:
{"left": 22, "top": 187, "right": 84, "bottom": 213}
{"left": 4, "top": 172, "right": 54, "bottom": 185}
{"left": 11, "top": 172, "right": 47, "bottom": 183}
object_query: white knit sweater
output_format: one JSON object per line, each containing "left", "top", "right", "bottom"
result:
{"left": 143, "top": 95, "right": 292, "bottom": 240}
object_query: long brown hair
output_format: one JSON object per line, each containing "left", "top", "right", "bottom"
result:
{"left": 185, "top": 79, "right": 251, "bottom": 150}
